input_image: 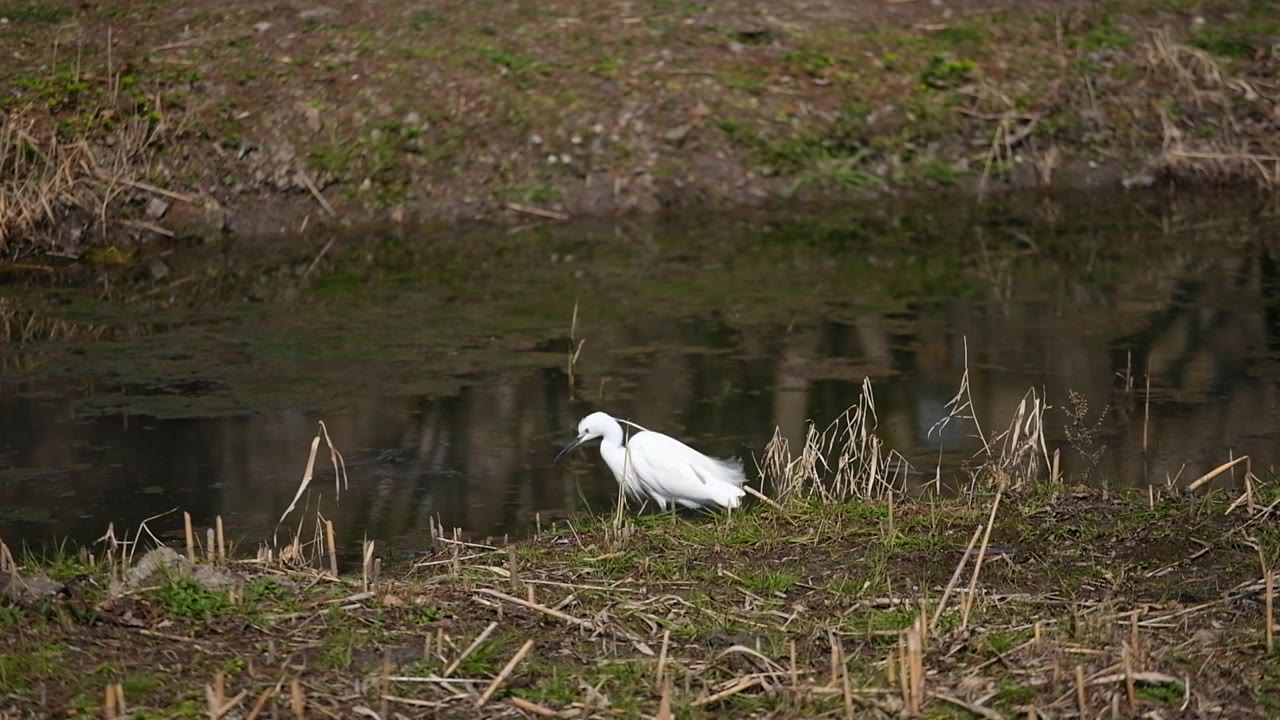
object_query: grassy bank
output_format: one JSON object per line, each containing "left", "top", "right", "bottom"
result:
{"left": 0, "top": 0, "right": 1277, "bottom": 256}
{"left": 3, "top": 397, "right": 1279, "bottom": 719}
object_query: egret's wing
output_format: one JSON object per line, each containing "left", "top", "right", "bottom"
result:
{"left": 628, "top": 432, "right": 746, "bottom": 508}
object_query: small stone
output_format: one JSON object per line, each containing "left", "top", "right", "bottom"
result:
{"left": 145, "top": 197, "right": 170, "bottom": 219}
{"left": 664, "top": 124, "right": 692, "bottom": 144}
{"left": 1121, "top": 173, "right": 1156, "bottom": 190}
{"left": 298, "top": 6, "right": 336, "bottom": 19}
{"left": 591, "top": 123, "right": 604, "bottom": 134}
{"left": 547, "top": 154, "right": 558, "bottom": 164}
{"left": 192, "top": 564, "right": 238, "bottom": 590}
{"left": 728, "top": 41, "right": 745, "bottom": 54}
{"left": 571, "top": 134, "right": 582, "bottom": 145}
{"left": 253, "top": 21, "right": 272, "bottom": 33}
{"left": 304, "top": 105, "right": 322, "bottom": 132}
{"left": 148, "top": 258, "right": 171, "bottom": 280}
{"left": 559, "top": 153, "right": 571, "bottom": 164}
{"left": 0, "top": 570, "right": 64, "bottom": 604}
{"left": 403, "top": 111, "right": 421, "bottom": 127}
{"left": 530, "top": 133, "right": 544, "bottom": 145}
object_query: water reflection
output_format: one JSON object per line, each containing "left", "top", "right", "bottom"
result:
{"left": 2, "top": 194, "right": 1279, "bottom": 553}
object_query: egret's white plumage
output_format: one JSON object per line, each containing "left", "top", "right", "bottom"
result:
{"left": 554, "top": 411, "right": 747, "bottom": 511}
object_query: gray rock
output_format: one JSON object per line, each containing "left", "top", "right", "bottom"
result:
{"left": 123, "top": 547, "right": 186, "bottom": 589}
{"left": 1121, "top": 173, "right": 1156, "bottom": 190}
{"left": 110, "top": 546, "right": 240, "bottom": 596}
{"left": 299, "top": 7, "right": 336, "bottom": 19}
{"left": 0, "top": 570, "right": 65, "bottom": 604}
{"left": 148, "top": 258, "right": 171, "bottom": 280}
{"left": 193, "top": 564, "right": 239, "bottom": 590}
{"left": 145, "top": 197, "right": 170, "bottom": 219}
{"left": 664, "top": 124, "right": 692, "bottom": 145}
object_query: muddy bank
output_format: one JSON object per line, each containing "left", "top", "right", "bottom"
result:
{"left": 0, "top": 0, "right": 1277, "bottom": 256}
{"left": 1, "top": 484, "right": 1277, "bottom": 719}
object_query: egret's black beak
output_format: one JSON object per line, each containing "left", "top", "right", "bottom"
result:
{"left": 554, "top": 432, "right": 591, "bottom": 463}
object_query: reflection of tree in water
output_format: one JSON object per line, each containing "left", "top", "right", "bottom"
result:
{"left": 6, "top": 204, "right": 1280, "bottom": 549}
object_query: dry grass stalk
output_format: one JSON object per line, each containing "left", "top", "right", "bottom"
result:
{"left": 567, "top": 299, "right": 583, "bottom": 395}
{"left": 103, "top": 683, "right": 124, "bottom": 719}
{"left": 290, "top": 678, "right": 305, "bottom": 720}
{"left": 1074, "top": 665, "right": 1087, "bottom": 718}
{"left": 361, "top": 538, "right": 375, "bottom": 591}
{"left": 1123, "top": 643, "right": 1137, "bottom": 715}
{"left": 840, "top": 643, "right": 854, "bottom": 719}
{"left": 656, "top": 676, "right": 673, "bottom": 720}
{"left": 444, "top": 622, "right": 499, "bottom": 677}
{"left": 0, "top": 538, "right": 14, "bottom": 573}
{"left": 183, "top": 512, "right": 195, "bottom": 562}
{"left": 509, "top": 697, "right": 561, "bottom": 717}
{"left": 507, "top": 545, "right": 521, "bottom": 593}
{"left": 474, "top": 588, "right": 598, "bottom": 633}
{"left": 1266, "top": 567, "right": 1275, "bottom": 654}
{"left": 1143, "top": 368, "right": 1151, "bottom": 454}
{"left": 962, "top": 489, "right": 1003, "bottom": 628}
{"left": 655, "top": 628, "right": 671, "bottom": 692}
{"left": 476, "top": 638, "right": 535, "bottom": 707}
{"left": 930, "top": 337, "right": 991, "bottom": 456}
{"left": 904, "top": 617, "right": 925, "bottom": 715}
{"left": 932, "top": 525, "right": 984, "bottom": 631}
{"left": 692, "top": 677, "right": 761, "bottom": 707}
{"left": 1187, "top": 455, "right": 1249, "bottom": 492}
{"left": 244, "top": 683, "right": 278, "bottom": 720}
{"left": 215, "top": 515, "right": 226, "bottom": 564}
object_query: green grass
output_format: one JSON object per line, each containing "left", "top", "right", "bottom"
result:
{"left": 736, "top": 568, "right": 799, "bottom": 593}
{"left": 1137, "top": 681, "right": 1186, "bottom": 706}
{"left": 0, "top": 4, "right": 73, "bottom": 22}
{"left": 155, "top": 576, "right": 232, "bottom": 620}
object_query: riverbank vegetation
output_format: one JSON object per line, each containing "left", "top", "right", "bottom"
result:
{"left": 0, "top": 0, "right": 1277, "bottom": 256}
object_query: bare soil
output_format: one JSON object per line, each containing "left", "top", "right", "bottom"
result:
{"left": 0, "top": 0, "right": 1277, "bottom": 256}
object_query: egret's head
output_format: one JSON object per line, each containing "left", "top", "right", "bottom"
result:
{"left": 553, "top": 411, "right": 616, "bottom": 462}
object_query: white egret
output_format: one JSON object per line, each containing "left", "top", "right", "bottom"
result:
{"left": 554, "top": 411, "right": 747, "bottom": 511}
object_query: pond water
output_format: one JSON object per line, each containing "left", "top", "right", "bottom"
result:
{"left": 2, "top": 190, "right": 1278, "bottom": 560}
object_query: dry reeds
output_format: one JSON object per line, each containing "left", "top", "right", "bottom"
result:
{"left": 764, "top": 377, "right": 913, "bottom": 505}
{"left": 763, "top": 338, "right": 1052, "bottom": 506}
{"left": 1143, "top": 30, "right": 1280, "bottom": 189}
{"left": 0, "top": 109, "right": 166, "bottom": 250}
{"left": 271, "top": 421, "right": 349, "bottom": 570}
{"left": 0, "top": 117, "right": 92, "bottom": 247}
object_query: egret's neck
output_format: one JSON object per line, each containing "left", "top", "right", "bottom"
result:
{"left": 595, "top": 418, "right": 631, "bottom": 480}
{"left": 597, "top": 418, "right": 625, "bottom": 450}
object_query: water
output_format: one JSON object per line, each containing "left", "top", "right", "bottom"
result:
{"left": 2, "top": 191, "right": 1278, "bottom": 557}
